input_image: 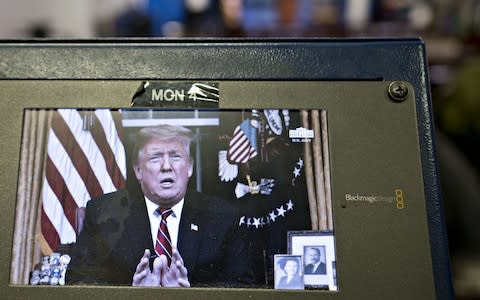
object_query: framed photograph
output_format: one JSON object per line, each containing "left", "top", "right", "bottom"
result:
{"left": 288, "top": 231, "right": 337, "bottom": 290}
{"left": 273, "top": 255, "right": 304, "bottom": 290}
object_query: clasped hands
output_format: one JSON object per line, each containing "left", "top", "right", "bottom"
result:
{"left": 132, "top": 248, "right": 190, "bottom": 287}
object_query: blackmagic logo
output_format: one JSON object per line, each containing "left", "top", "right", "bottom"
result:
{"left": 131, "top": 81, "right": 219, "bottom": 107}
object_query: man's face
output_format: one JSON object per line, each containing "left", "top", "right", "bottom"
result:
{"left": 134, "top": 138, "right": 193, "bottom": 208}
{"left": 306, "top": 248, "right": 320, "bottom": 264}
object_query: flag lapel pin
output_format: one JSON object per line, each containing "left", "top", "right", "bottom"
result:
{"left": 191, "top": 224, "right": 198, "bottom": 231}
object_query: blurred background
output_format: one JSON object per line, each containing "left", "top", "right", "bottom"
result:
{"left": 1, "top": 0, "right": 479, "bottom": 298}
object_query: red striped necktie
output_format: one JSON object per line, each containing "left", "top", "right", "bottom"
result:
{"left": 155, "top": 208, "right": 173, "bottom": 266}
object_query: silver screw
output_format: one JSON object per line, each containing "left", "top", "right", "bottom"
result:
{"left": 388, "top": 81, "right": 409, "bottom": 102}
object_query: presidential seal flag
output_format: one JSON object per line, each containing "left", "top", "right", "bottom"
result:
{"left": 40, "top": 109, "right": 127, "bottom": 254}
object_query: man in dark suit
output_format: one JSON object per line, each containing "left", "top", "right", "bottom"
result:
{"left": 67, "top": 125, "right": 253, "bottom": 287}
{"left": 304, "top": 247, "right": 326, "bottom": 275}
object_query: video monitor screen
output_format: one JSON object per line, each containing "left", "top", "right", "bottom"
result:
{"left": 11, "top": 108, "right": 336, "bottom": 290}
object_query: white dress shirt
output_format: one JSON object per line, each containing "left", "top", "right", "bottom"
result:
{"left": 310, "top": 261, "right": 323, "bottom": 273}
{"left": 144, "top": 197, "right": 184, "bottom": 249}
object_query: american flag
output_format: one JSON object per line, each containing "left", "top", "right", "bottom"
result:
{"left": 227, "top": 119, "right": 258, "bottom": 163}
{"left": 40, "top": 109, "right": 126, "bottom": 253}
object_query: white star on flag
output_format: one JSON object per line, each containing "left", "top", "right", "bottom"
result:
{"left": 297, "top": 158, "right": 304, "bottom": 168}
{"left": 293, "top": 167, "right": 301, "bottom": 178}
{"left": 269, "top": 211, "right": 277, "bottom": 222}
{"left": 239, "top": 216, "right": 246, "bottom": 226}
{"left": 287, "top": 199, "right": 294, "bottom": 210}
{"left": 277, "top": 205, "right": 286, "bottom": 217}
{"left": 253, "top": 217, "right": 261, "bottom": 229}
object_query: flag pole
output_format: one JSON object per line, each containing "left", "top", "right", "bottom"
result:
{"left": 312, "top": 110, "right": 327, "bottom": 231}
{"left": 301, "top": 110, "right": 318, "bottom": 230}
{"left": 321, "top": 110, "right": 333, "bottom": 231}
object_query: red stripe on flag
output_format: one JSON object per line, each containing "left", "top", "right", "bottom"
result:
{"left": 237, "top": 147, "right": 251, "bottom": 163}
{"left": 41, "top": 208, "right": 60, "bottom": 252}
{"left": 231, "top": 142, "right": 249, "bottom": 162}
{"left": 51, "top": 111, "right": 104, "bottom": 198}
{"left": 45, "top": 155, "right": 79, "bottom": 230}
{"left": 41, "top": 109, "right": 127, "bottom": 253}
{"left": 227, "top": 123, "right": 258, "bottom": 164}
{"left": 90, "top": 114, "right": 126, "bottom": 190}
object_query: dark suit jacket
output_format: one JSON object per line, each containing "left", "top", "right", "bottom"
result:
{"left": 304, "top": 262, "right": 326, "bottom": 274}
{"left": 67, "top": 189, "right": 253, "bottom": 286}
